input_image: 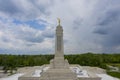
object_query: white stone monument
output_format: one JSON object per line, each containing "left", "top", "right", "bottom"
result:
{"left": 40, "top": 18, "right": 78, "bottom": 80}
{"left": 18, "top": 19, "right": 101, "bottom": 80}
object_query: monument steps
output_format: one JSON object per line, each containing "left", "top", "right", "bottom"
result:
{"left": 40, "top": 69, "right": 78, "bottom": 80}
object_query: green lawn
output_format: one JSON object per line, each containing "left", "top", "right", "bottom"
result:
{"left": 107, "top": 71, "right": 120, "bottom": 78}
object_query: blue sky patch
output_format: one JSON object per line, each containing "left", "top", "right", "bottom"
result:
{"left": 13, "top": 19, "right": 46, "bottom": 30}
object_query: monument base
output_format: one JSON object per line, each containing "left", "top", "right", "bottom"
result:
{"left": 40, "top": 68, "right": 78, "bottom": 80}
{"left": 40, "top": 57, "right": 78, "bottom": 80}
{"left": 50, "top": 57, "right": 69, "bottom": 69}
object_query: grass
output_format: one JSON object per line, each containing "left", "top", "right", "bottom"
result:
{"left": 107, "top": 63, "right": 120, "bottom": 68}
{"left": 107, "top": 71, "right": 120, "bottom": 79}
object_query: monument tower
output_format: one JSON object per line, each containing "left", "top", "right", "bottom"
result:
{"left": 55, "top": 18, "right": 64, "bottom": 59}
{"left": 53, "top": 18, "right": 67, "bottom": 69}
{"left": 40, "top": 19, "right": 78, "bottom": 80}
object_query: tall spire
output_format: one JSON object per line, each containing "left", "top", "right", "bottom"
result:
{"left": 57, "top": 18, "right": 61, "bottom": 25}
{"left": 55, "top": 18, "right": 64, "bottom": 57}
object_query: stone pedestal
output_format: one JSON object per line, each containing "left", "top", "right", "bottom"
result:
{"left": 50, "top": 57, "right": 69, "bottom": 69}
{"left": 40, "top": 69, "right": 78, "bottom": 80}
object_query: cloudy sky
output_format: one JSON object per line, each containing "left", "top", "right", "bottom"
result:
{"left": 0, "top": 0, "right": 120, "bottom": 54}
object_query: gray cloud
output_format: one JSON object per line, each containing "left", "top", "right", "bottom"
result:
{"left": 0, "top": 0, "right": 20, "bottom": 15}
{"left": 42, "top": 30, "right": 54, "bottom": 38}
{"left": 93, "top": 8, "right": 120, "bottom": 49}
{"left": 94, "top": 28, "right": 108, "bottom": 35}
{"left": 72, "top": 17, "right": 83, "bottom": 30}
{"left": 0, "top": 0, "right": 120, "bottom": 54}
{"left": 15, "top": 30, "right": 44, "bottom": 43}
{"left": 1, "top": 36, "right": 10, "bottom": 42}
{"left": 0, "top": 0, "right": 52, "bottom": 20}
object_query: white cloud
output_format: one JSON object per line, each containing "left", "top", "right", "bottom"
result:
{"left": 0, "top": 0, "right": 120, "bottom": 54}
{"left": 0, "top": 18, "right": 54, "bottom": 54}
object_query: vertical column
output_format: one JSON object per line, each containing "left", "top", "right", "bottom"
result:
{"left": 57, "top": 36, "right": 62, "bottom": 51}
{"left": 55, "top": 25, "right": 64, "bottom": 58}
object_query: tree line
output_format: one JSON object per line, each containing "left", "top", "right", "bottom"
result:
{"left": 0, "top": 53, "right": 120, "bottom": 73}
